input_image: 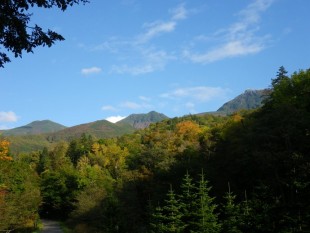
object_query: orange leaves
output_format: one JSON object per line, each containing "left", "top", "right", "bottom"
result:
{"left": 0, "top": 139, "right": 12, "bottom": 161}
{"left": 231, "top": 113, "right": 243, "bottom": 122}
{"left": 0, "top": 139, "right": 9, "bottom": 155}
{"left": 176, "top": 121, "right": 202, "bottom": 141}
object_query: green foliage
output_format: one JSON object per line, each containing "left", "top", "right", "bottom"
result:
{"left": 150, "top": 205, "right": 166, "bottom": 233}
{"left": 208, "top": 67, "right": 310, "bottom": 231}
{"left": 150, "top": 172, "right": 220, "bottom": 233}
{"left": 3, "top": 67, "right": 310, "bottom": 232}
{"left": 220, "top": 185, "right": 242, "bottom": 233}
{"left": 6, "top": 134, "right": 54, "bottom": 154}
{"left": 5, "top": 120, "right": 134, "bottom": 154}
{"left": 70, "top": 184, "right": 109, "bottom": 226}
{"left": 164, "top": 188, "right": 185, "bottom": 233}
{"left": 0, "top": 160, "right": 41, "bottom": 232}
{"left": 40, "top": 168, "right": 79, "bottom": 219}
{"left": 271, "top": 66, "right": 288, "bottom": 87}
{"left": 192, "top": 172, "right": 220, "bottom": 233}
{"left": 178, "top": 172, "right": 197, "bottom": 233}
{"left": 38, "top": 141, "right": 79, "bottom": 219}
{"left": 150, "top": 186, "right": 185, "bottom": 233}
{"left": 67, "top": 134, "right": 93, "bottom": 166}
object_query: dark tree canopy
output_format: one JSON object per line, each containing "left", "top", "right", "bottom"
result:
{"left": 0, "top": 0, "right": 89, "bottom": 68}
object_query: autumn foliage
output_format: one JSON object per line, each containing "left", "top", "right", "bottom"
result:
{"left": 0, "top": 139, "right": 12, "bottom": 161}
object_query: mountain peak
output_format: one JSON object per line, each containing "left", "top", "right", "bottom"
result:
{"left": 2, "top": 120, "right": 66, "bottom": 136}
{"left": 216, "top": 89, "right": 271, "bottom": 114}
{"left": 119, "top": 111, "right": 169, "bottom": 129}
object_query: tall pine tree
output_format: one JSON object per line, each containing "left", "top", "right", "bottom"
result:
{"left": 150, "top": 205, "right": 166, "bottom": 233}
{"left": 221, "top": 183, "right": 242, "bottom": 233}
{"left": 162, "top": 185, "right": 185, "bottom": 233}
{"left": 191, "top": 171, "right": 221, "bottom": 233}
{"left": 178, "top": 171, "right": 197, "bottom": 233}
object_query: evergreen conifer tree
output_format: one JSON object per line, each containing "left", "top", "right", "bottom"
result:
{"left": 163, "top": 185, "right": 185, "bottom": 233}
{"left": 271, "top": 66, "right": 289, "bottom": 87}
{"left": 178, "top": 171, "right": 197, "bottom": 233}
{"left": 221, "top": 184, "right": 242, "bottom": 233}
{"left": 150, "top": 205, "right": 166, "bottom": 233}
{"left": 191, "top": 171, "right": 221, "bottom": 233}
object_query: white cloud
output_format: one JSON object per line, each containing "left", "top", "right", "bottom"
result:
{"left": 111, "top": 48, "right": 175, "bottom": 75}
{"left": 112, "top": 64, "right": 155, "bottom": 76}
{"left": 184, "top": 40, "right": 264, "bottom": 63}
{"left": 138, "top": 3, "right": 188, "bottom": 43}
{"left": 139, "top": 21, "right": 177, "bottom": 42}
{"left": 106, "top": 116, "right": 126, "bottom": 123}
{"left": 139, "top": 96, "right": 151, "bottom": 101}
{"left": 120, "top": 101, "right": 142, "bottom": 109}
{"left": 184, "top": 0, "right": 273, "bottom": 63}
{"left": 239, "top": 0, "right": 274, "bottom": 25}
{"left": 120, "top": 101, "right": 152, "bottom": 110}
{"left": 160, "top": 86, "right": 230, "bottom": 102}
{"left": 171, "top": 3, "right": 187, "bottom": 20}
{"left": 0, "top": 111, "right": 18, "bottom": 122}
{"left": 92, "top": 38, "right": 131, "bottom": 53}
{"left": 92, "top": 3, "right": 188, "bottom": 76}
{"left": 101, "top": 105, "right": 118, "bottom": 111}
{"left": 81, "top": 66, "right": 102, "bottom": 75}
{"left": 121, "top": 101, "right": 145, "bottom": 109}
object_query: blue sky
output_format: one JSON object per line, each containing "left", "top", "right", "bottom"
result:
{"left": 1, "top": 0, "right": 310, "bottom": 129}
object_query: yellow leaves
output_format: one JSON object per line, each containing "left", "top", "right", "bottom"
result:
{"left": 76, "top": 155, "right": 91, "bottom": 172}
{"left": 89, "top": 141, "right": 129, "bottom": 178}
{"left": 91, "top": 142, "right": 100, "bottom": 155}
{"left": 0, "top": 139, "right": 9, "bottom": 155}
{"left": 102, "top": 143, "right": 129, "bottom": 169}
{"left": 176, "top": 121, "right": 202, "bottom": 141}
{"left": 231, "top": 113, "right": 243, "bottom": 122}
{"left": 0, "top": 139, "right": 12, "bottom": 161}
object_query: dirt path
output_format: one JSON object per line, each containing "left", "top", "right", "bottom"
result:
{"left": 41, "top": 219, "right": 63, "bottom": 233}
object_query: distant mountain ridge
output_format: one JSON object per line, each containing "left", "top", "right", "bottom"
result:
{"left": 119, "top": 111, "right": 169, "bottom": 129}
{"left": 48, "top": 111, "right": 169, "bottom": 140}
{"left": 1, "top": 120, "right": 66, "bottom": 136}
{"left": 47, "top": 119, "right": 135, "bottom": 141}
{"left": 1, "top": 90, "right": 268, "bottom": 139}
{"left": 2, "top": 90, "right": 270, "bottom": 153}
{"left": 2, "top": 111, "right": 169, "bottom": 153}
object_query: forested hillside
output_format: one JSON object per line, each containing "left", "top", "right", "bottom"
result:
{"left": 3, "top": 111, "right": 168, "bottom": 154}
{"left": 1, "top": 67, "right": 310, "bottom": 232}
{"left": 2, "top": 120, "right": 66, "bottom": 136}
{"left": 4, "top": 92, "right": 268, "bottom": 154}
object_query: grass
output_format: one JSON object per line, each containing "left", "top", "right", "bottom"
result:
{"left": 59, "top": 222, "right": 73, "bottom": 233}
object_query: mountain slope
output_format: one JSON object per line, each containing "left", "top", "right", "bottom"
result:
{"left": 4, "top": 112, "right": 169, "bottom": 153}
{"left": 48, "top": 119, "right": 135, "bottom": 141}
{"left": 216, "top": 89, "right": 271, "bottom": 114}
{"left": 2, "top": 120, "right": 66, "bottom": 136}
{"left": 119, "top": 111, "right": 169, "bottom": 129}
{"left": 3, "top": 88, "right": 270, "bottom": 153}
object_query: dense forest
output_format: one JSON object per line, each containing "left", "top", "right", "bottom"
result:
{"left": 1, "top": 67, "right": 310, "bottom": 232}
